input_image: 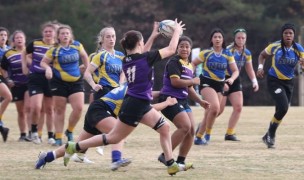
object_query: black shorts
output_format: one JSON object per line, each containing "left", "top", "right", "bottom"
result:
{"left": 93, "top": 86, "right": 115, "bottom": 100}
{"left": 199, "top": 75, "right": 225, "bottom": 94}
{"left": 223, "top": 76, "right": 242, "bottom": 96}
{"left": 11, "top": 85, "right": 28, "bottom": 102}
{"left": 118, "top": 95, "right": 152, "bottom": 127}
{"left": 83, "top": 100, "right": 116, "bottom": 135}
{"left": 158, "top": 94, "right": 191, "bottom": 121}
{"left": 28, "top": 73, "right": 52, "bottom": 97}
{"left": 50, "top": 77, "right": 84, "bottom": 97}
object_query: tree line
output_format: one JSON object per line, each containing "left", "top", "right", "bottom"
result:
{"left": 1, "top": 0, "right": 303, "bottom": 105}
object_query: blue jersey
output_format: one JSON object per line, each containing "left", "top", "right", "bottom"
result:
{"left": 0, "top": 45, "right": 10, "bottom": 76}
{"left": 197, "top": 48, "right": 235, "bottom": 81}
{"left": 160, "top": 55, "right": 194, "bottom": 99}
{"left": 1, "top": 49, "right": 28, "bottom": 86}
{"left": 0, "top": 45, "right": 10, "bottom": 60}
{"left": 226, "top": 45, "right": 252, "bottom": 76}
{"left": 91, "top": 49, "right": 124, "bottom": 88}
{"left": 101, "top": 83, "right": 127, "bottom": 116}
{"left": 45, "top": 40, "right": 84, "bottom": 82}
{"left": 265, "top": 41, "right": 304, "bottom": 80}
{"left": 26, "top": 39, "right": 54, "bottom": 74}
{"left": 123, "top": 50, "right": 161, "bottom": 100}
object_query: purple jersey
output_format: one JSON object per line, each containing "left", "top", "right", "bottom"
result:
{"left": 26, "top": 39, "right": 54, "bottom": 74}
{"left": 1, "top": 49, "right": 28, "bottom": 86}
{"left": 123, "top": 50, "right": 161, "bottom": 100}
{"left": 160, "top": 55, "right": 194, "bottom": 99}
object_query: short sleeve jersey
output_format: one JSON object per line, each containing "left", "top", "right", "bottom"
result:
{"left": 26, "top": 39, "right": 54, "bottom": 74}
{"left": 91, "top": 49, "right": 124, "bottom": 87}
{"left": 1, "top": 49, "right": 28, "bottom": 86}
{"left": 160, "top": 55, "right": 194, "bottom": 99}
{"left": 197, "top": 48, "right": 235, "bottom": 81}
{"left": 264, "top": 40, "right": 304, "bottom": 80}
{"left": 45, "top": 40, "right": 84, "bottom": 82}
{"left": 123, "top": 50, "right": 161, "bottom": 100}
{"left": 226, "top": 45, "right": 252, "bottom": 76}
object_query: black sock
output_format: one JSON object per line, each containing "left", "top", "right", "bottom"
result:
{"left": 176, "top": 156, "right": 185, "bottom": 164}
{"left": 268, "top": 122, "right": 279, "bottom": 138}
{"left": 76, "top": 143, "right": 81, "bottom": 151}
{"left": 31, "top": 124, "right": 37, "bottom": 133}
{"left": 20, "top": 133, "right": 26, "bottom": 137}
{"left": 48, "top": 132, "right": 54, "bottom": 139}
{"left": 166, "top": 159, "right": 175, "bottom": 166}
{"left": 66, "top": 129, "right": 72, "bottom": 133}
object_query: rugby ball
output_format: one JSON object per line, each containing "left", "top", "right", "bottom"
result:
{"left": 159, "top": 20, "right": 183, "bottom": 38}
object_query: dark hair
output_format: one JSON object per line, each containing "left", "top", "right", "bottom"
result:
{"left": 0, "top": 27, "right": 10, "bottom": 45}
{"left": 209, "top": 28, "right": 226, "bottom": 49}
{"left": 178, "top": 36, "right": 193, "bottom": 47}
{"left": 120, "top": 30, "right": 142, "bottom": 55}
{"left": 280, "top": 23, "right": 299, "bottom": 58}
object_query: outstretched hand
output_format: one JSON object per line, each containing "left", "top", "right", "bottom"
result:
{"left": 173, "top": 18, "right": 185, "bottom": 34}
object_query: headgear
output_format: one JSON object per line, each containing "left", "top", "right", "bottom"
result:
{"left": 281, "top": 23, "right": 295, "bottom": 34}
{"left": 233, "top": 28, "right": 246, "bottom": 36}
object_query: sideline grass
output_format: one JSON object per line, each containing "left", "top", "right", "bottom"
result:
{"left": 0, "top": 103, "right": 304, "bottom": 179}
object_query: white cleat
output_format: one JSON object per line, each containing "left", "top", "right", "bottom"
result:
{"left": 96, "top": 146, "right": 104, "bottom": 156}
{"left": 32, "top": 133, "right": 42, "bottom": 144}
{"left": 71, "top": 153, "right": 94, "bottom": 164}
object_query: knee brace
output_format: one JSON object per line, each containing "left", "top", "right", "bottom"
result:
{"left": 153, "top": 117, "right": 166, "bottom": 130}
{"left": 102, "top": 134, "right": 109, "bottom": 145}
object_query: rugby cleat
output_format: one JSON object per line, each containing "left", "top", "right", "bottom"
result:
{"left": 1, "top": 127, "right": 9, "bottom": 142}
{"left": 111, "top": 158, "right": 132, "bottom": 171}
{"left": 194, "top": 137, "right": 208, "bottom": 145}
{"left": 35, "top": 152, "right": 47, "bottom": 169}
{"left": 64, "top": 142, "right": 77, "bottom": 166}
{"left": 262, "top": 132, "right": 275, "bottom": 148}
{"left": 71, "top": 153, "right": 94, "bottom": 164}
{"left": 65, "top": 130, "right": 74, "bottom": 142}
{"left": 157, "top": 153, "right": 166, "bottom": 166}
{"left": 225, "top": 134, "right": 240, "bottom": 141}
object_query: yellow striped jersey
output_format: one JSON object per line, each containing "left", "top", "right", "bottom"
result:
{"left": 100, "top": 83, "right": 127, "bottom": 116}
{"left": 45, "top": 40, "right": 84, "bottom": 82}
{"left": 265, "top": 41, "right": 304, "bottom": 80}
{"left": 197, "top": 48, "right": 235, "bottom": 81}
{"left": 91, "top": 49, "right": 124, "bottom": 88}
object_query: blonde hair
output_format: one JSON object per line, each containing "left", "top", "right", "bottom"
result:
{"left": 96, "top": 26, "right": 115, "bottom": 52}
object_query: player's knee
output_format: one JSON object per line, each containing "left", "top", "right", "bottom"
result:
{"left": 153, "top": 117, "right": 169, "bottom": 132}
{"left": 102, "top": 134, "right": 109, "bottom": 145}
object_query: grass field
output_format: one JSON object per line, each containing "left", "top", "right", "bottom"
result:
{"left": 0, "top": 103, "right": 304, "bottom": 180}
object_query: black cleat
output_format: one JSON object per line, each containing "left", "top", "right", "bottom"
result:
{"left": 158, "top": 153, "right": 166, "bottom": 166}
{"left": 262, "top": 132, "right": 275, "bottom": 148}
{"left": 1, "top": 127, "right": 9, "bottom": 142}
{"left": 225, "top": 134, "right": 240, "bottom": 141}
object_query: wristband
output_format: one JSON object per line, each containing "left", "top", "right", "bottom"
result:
{"left": 252, "top": 78, "right": 258, "bottom": 86}
{"left": 258, "top": 64, "right": 263, "bottom": 70}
